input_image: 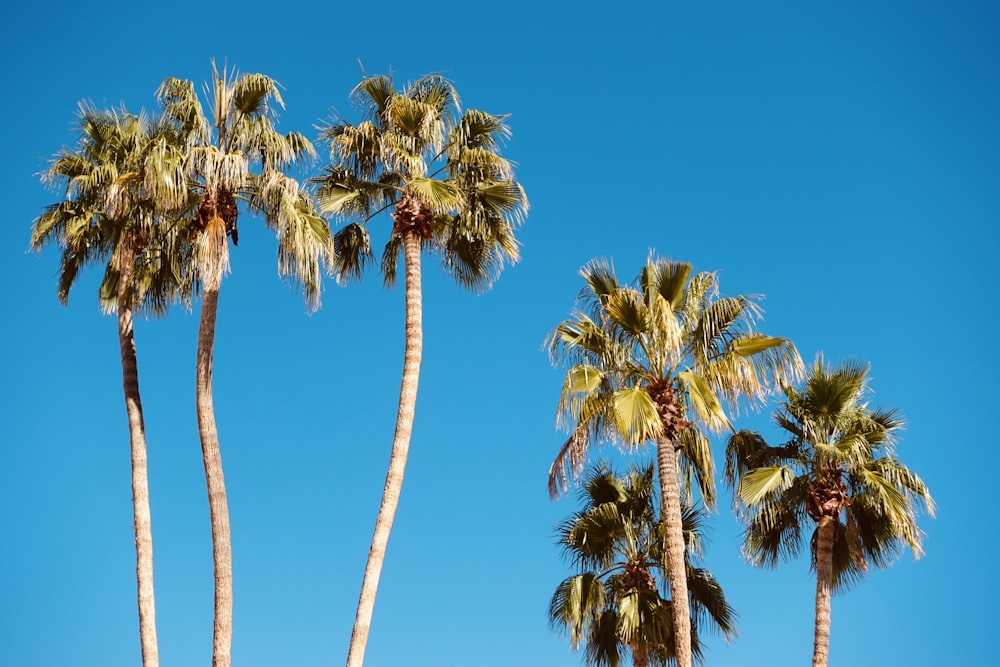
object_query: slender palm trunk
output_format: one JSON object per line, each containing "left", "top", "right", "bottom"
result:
{"left": 196, "top": 285, "right": 233, "bottom": 667}
{"left": 655, "top": 435, "right": 692, "bottom": 667}
{"left": 117, "top": 269, "right": 160, "bottom": 667}
{"left": 346, "top": 232, "right": 423, "bottom": 667}
{"left": 812, "top": 515, "right": 836, "bottom": 667}
{"left": 633, "top": 649, "right": 649, "bottom": 667}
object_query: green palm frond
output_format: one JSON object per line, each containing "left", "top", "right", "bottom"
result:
{"left": 352, "top": 74, "right": 394, "bottom": 118}
{"left": 549, "top": 573, "right": 609, "bottom": 648}
{"left": 380, "top": 234, "right": 402, "bottom": 287}
{"left": 686, "top": 564, "right": 738, "bottom": 642}
{"left": 230, "top": 71, "right": 283, "bottom": 116}
{"left": 676, "top": 427, "right": 716, "bottom": 509}
{"left": 611, "top": 387, "right": 661, "bottom": 446}
{"left": 604, "top": 288, "right": 649, "bottom": 337}
{"left": 694, "top": 296, "right": 760, "bottom": 359}
{"left": 579, "top": 258, "right": 621, "bottom": 311}
{"left": 640, "top": 257, "right": 691, "bottom": 311}
{"left": 253, "top": 171, "right": 333, "bottom": 310}
{"left": 551, "top": 461, "right": 734, "bottom": 666}
{"left": 408, "top": 177, "right": 463, "bottom": 211}
{"left": 741, "top": 479, "right": 809, "bottom": 567}
{"left": 738, "top": 466, "right": 797, "bottom": 507}
{"left": 677, "top": 370, "right": 731, "bottom": 433}
{"left": 566, "top": 365, "right": 605, "bottom": 394}
{"left": 332, "top": 223, "right": 374, "bottom": 283}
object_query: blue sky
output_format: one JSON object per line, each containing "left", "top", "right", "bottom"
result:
{"left": 2, "top": 1, "right": 997, "bottom": 665}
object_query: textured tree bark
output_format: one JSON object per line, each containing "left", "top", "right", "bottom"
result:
{"left": 196, "top": 285, "right": 233, "bottom": 667}
{"left": 812, "top": 515, "right": 836, "bottom": 667}
{"left": 655, "top": 434, "right": 692, "bottom": 667}
{"left": 117, "top": 266, "right": 159, "bottom": 667}
{"left": 633, "top": 649, "right": 650, "bottom": 667}
{"left": 346, "top": 231, "right": 423, "bottom": 667}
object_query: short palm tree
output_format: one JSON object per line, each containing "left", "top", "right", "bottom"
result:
{"left": 313, "top": 73, "right": 528, "bottom": 667}
{"left": 32, "top": 102, "right": 194, "bottom": 667}
{"left": 156, "top": 62, "right": 333, "bottom": 667}
{"left": 549, "top": 461, "right": 736, "bottom": 667}
{"left": 724, "top": 356, "right": 935, "bottom": 667}
{"left": 548, "top": 256, "right": 801, "bottom": 667}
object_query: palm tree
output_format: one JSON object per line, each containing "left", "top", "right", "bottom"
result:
{"left": 547, "top": 256, "right": 801, "bottom": 667}
{"left": 156, "top": 62, "right": 333, "bottom": 667}
{"left": 32, "top": 102, "right": 194, "bottom": 667}
{"left": 549, "top": 461, "right": 736, "bottom": 667}
{"left": 313, "top": 73, "right": 528, "bottom": 667}
{"left": 724, "top": 356, "right": 935, "bottom": 667}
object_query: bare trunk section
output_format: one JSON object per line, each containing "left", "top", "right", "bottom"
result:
{"left": 346, "top": 232, "right": 423, "bottom": 667}
{"left": 117, "top": 267, "right": 159, "bottom": 667}
{"left": 633, "top": 649, "right": 650, "bottom": 667}
{"left": 196, "top": 285, "right": 233, "bottom": 667}
{"left": 812, "top": 515, "right": 836, "bottom": 667}
{"left": 655, "top": 435, "right": 692, "bottom": 667}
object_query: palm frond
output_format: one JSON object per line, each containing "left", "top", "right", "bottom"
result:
{"left": 612, "top": 386, "right": 662, "bottom": 446}
{"left": 640, "top": 256, "right": 691, "bottom": 311}
{"left": 549, "top": 430, "right": 593, "bottom": 499}
{"left": 676, "top": 427, "right": 716, "bottom": 509}
{"left": 738, "top": 466, "right": 796, "bottom": 507}
{"left": 741, "top": 478, "right": 809, "bottom": 567}
{"left": 677, "top": 370, "right": 731, "bottom": 433}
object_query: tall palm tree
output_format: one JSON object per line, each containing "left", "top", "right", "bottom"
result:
{"left": 724, "top": 356, "right": 935, "bottom": 667}
{"left": 547, "top": 256, "right": 801, "bottom": 667}
{"left": 156, "top": 63, "right": 333, "bottom": 667}
{"left": 32, "top": 102, "right": 194, "bottom": 667}
{"left": 313, "top": 73, "right": 528, "bottom": 667}
{"left": 549, "top": 461, "right": 737, "bottom": 667}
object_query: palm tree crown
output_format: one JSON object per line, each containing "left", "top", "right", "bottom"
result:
{"left": 724, "top": 356, "right": 935, "bottom": 667}
{"left": 547, "top": 255, "right": 802, "bottom": 502}
{"left": 314, "top": 73, "right": 528, "bottom": 288}
{"left": 725, "top": 356, "right": 935, "bottom": 581}
{"left": 550, "top": 461, "right": 736, "bottom": 667}
{"left": 33, "top": 102, "right": 194, "bottom": 312}
{"left": 158, "top": 61, "right": 332, "bottom": 301}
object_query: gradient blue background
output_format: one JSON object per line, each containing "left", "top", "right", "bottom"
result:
{"left": 2, "top": 1, "right": 997, "bottom": 665}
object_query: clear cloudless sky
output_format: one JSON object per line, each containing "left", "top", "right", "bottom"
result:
{"left": 2, "top": 1, "right": 997, "bottom": 665}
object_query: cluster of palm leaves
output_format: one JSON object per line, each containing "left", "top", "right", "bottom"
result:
{"left": 549, "top": 462, "right": 736, "bottom": 667}
{"left": 33, "top": 64, "right": 526, "bottom": 667}
{"left": 546, "top": 258, "right": 935, "bottom": 667}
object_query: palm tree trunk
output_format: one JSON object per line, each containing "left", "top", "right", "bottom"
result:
{"left": 196, "top": 285, "right": 233, "bottom": 667}
{"left": 633, "top": 649, "right": 649, "bottom": 667}
{"left": 812, "top": 515, "right": 836, "bottom": 667}
{"left": 346, "top": 231, "right": 423, "bottom": 667}
{"left": 655, "top": 435, "right": 692, "bottom": 667}
{"left": 117, "top": 269, "right": 159, "bottom": 667}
